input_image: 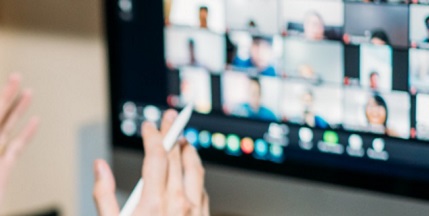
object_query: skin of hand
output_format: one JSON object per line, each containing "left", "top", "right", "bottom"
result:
{"left": 93, "top": 109, "right": 210, "bottom": 216}
{"left": 0, "top": 74, "right": 40, "bottom": 207}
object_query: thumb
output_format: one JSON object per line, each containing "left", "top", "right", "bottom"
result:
{"left": 93, "top": 159, "right": 120, "bottom": 216}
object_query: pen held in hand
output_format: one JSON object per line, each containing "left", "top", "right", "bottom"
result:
{"left": 120, "top": 103, "right": 194, "bottom": 216}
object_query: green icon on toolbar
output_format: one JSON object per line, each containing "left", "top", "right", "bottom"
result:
{"left": 323, "top": 131, "right": 339, "bottom": 145}
{"left": 227, "top": 134, "right": 241, "bottom": 153}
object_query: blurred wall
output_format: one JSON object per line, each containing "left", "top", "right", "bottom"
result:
{"left": 0, "top": 0, "right": 107, "bottom": 215}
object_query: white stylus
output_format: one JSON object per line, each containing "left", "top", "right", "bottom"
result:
{"left": 120, "top": 103, "right": 194, "bottom": 216}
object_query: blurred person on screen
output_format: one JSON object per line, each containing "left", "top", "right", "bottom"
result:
{"left": 369, "top": 71, "right": 380, "bottom": 91}
{"left": 232, "top": 78, "right": 277, "bottom": 121}
{"left": 301, "top": 90, "right": 329, "bottom": 129}
{"left": 226, "top": 33, "right": 238, "bottom": 65}
{"left": 233, "top": 36, "right": 276, "bottom": 76}
{"left": 187, "top": 39, "right": 201, "bottom": 67}
{"left": 414, "top": 51, "right": 429, "bottom": 79}
{"left": 303, "top": 11, "right": 325, "bottom": 41}
{"left": 423, "top": 16, "right": 429, "bottom": 43}
{"left": 248, "top": 20, "right": 260, "bottom": 34}
{"left": 298, "top": 64, "right": 321, "bottom": 84}
{"left": 370, "top": 29, "right": 390, "bottom": 45}
{"left": 365, "top": 94, "right": 398, "bottom": 137}
{"left": 0, "top": 74, "right": 39, "bottom": 208}
{"left": 199, "top": 6, "right": 209, "bottom": 29}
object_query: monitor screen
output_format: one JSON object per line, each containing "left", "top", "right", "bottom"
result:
{"left": 106, "top": 0, "right": 429, "bottom": 199}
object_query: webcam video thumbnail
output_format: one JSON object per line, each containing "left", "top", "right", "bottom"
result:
{"left": 345, "top": 0, "right": 409, "bottom": 3}
{"left": 169, "top": 67, "right": 212, "bottom": 114}
{"left": 280, "top": 0, "right": 344, "bottom": 41}
{"left": 283, "top": 38, "right": 344, "bottom": 84}
{"left": 165, "top": 26, "right": 225, "bottom": 72}
{"left": 410, "top": 4, "right": 429, "bottom": 49}
{"left": 222, "top": 71, "right": 281, "bottom": 122}
{"left": 417, "top": 94, "right": 429, "bottom": 140}
{"left": 359, "top": 44, "right": 393, "bottom": 91}
{"left": 226, "top": 0, "right": 279, "bottom": 35}
{"left": 344, "top": 2, "right": 409, "bottom": 47}
{"left": 165, "top": 0, "right": 225, "bottom": 33}
{"left": 226, "top": 31, "right": 283, "bottom": 77}
{"left": 343, "top": 88, "right": 410, "bottom": 139}
{"left": 280, "top": 80, "right": 342, "bottom": 129}
{"left": 410, "top": 48, "right": 429, "bottom": 93}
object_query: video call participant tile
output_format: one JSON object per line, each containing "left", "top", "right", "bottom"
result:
{"left": 165, "top": 0, "right": 225, "bottom": 33}
{"left": 165, "top": 26, "right": 226, "bottom": 72}
{"left": 227, "top": 31, "right": 283, "bottom": 77}
{"left": 226, "top": 0, "right": 279, "bottom": 35}
{"left": 344, "top": 2, "right": 409, "bottom": 48}
{"left": 410, "top": 4, "right": 429, "bottom": 49}
{"left": 222, "top": 71, "right": 281, "bottom": 122}
{"left": 280, "top": 0, "right": 344, "bottom": 41}
{"left": 283, "top": 38, "right": 344, "bottom": 84}
{"left": 343, "top": 88, "right": 411, "bottom": 139}
{"left": 280, "top": 80, "right": 343, "bottom": 129}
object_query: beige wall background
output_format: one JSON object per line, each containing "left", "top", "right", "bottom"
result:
{"left": 0, "top": 0, "right": 107, "bottom": 215}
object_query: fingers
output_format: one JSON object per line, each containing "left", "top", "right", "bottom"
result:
{"left": 182, "top": 143, "right": 205, "bottom": 208}
{"left": 0, "top": 89, "right": 33, "bottom": 140}
{"left": 160, "top": 109, "right": 178, "bottom": 137}
{"left": 141, "top": 122, "right": 168, "bottom": 196}
{"left": 3, "top": 117, "right": 39, "bottom": 165}
{"left": 201, "top": 191, "right": 210, "bottom": 216}
{"left": 167, "top": 142, "right": 184, "bottom": 193}
{"left": 0, "top": 74, "right": 21, "bottom": 122}
{"left": 93, "top": 160, "right": 120, "bottom": 216}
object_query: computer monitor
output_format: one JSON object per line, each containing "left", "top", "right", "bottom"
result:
{"left": 106, "top": 0, "right": 429, "bottom": 200}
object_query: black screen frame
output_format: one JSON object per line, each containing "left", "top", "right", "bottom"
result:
{"left": 105, "top": 0, "right": 429, "bottom": 202}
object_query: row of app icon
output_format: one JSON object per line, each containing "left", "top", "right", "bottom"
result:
{"left": 298, "top": 127, "right": 389, "bottom": 161}
{"left": 120, "top": 102, "right": 388, "bottom": 162}
{"left": 120, "top": 102, "right": 163, "bottom": 136}
{"left": 184, "top": 128, "right": 285, "bottom": 163}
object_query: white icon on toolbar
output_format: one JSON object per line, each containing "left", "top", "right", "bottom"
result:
{"left": 299, "top": 127, "right": 313, "bottom": 143}
{"left": 121, "top": 119, "right": 137, "bottom": 136}
{"left": 144, "top": 105, "right": 161, "bottom": 122}
{"left": 118, "top": 0, "right": 133, "bottom": 13}
{"left": 268, "top": 123, "right": 289, "bottom": 139}
{"left": 372, "top": 138, "right": 385, "bottom": 153}
{"left": 367, "top": 138, "right": 388, "bottom": 161}
{"left": 123, "top": 102, "right": 137, "bottom": 119}
{"left": 349, "top": 134, "right": 363, "bottom": 150}
{"left": 347, "top": 134, "right": 364, "bottom": 157}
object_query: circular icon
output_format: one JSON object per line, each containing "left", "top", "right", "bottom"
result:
{"left": 270, "top": 144, "right": 284, "bottom": 158}
{"left": 348, "top": 134, "right": 363, "bottom": 150}
{"left": 121, "top": 119, "right": 137, "bottom": 136}
{"left": 372, "top": 138, "right": 385, "bottom": 153}
{"left": 241, "top": 137, "right": 254, "bottom": 154}
{"left": 199, "top": 130, "right": 211, "bottom": 148}
{"left": 227, "top": 134, "right": 241, "bottom": 153}
{"left": 143, "top": 105, "right": 161, "bottom": 122}
{"left": 254, "top": 139, "right": 268, "bottom": 157}
{"left": 119, "top": 0, "right": 133, "bottom": 13}
{"left": 184, "top": 128, "right": 199, "bottom": 147}
{"left": 299, "top": 127, "right": 313, "bottom": 143}
{"left": 212, "top": 133, "right": 226, "bottom": 150}
{"left": 123, "top": 102, "right": 137, "bottom": 118}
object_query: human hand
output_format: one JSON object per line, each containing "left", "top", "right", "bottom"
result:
{"left": 0, "top": 74, "right": 40, "bottom": 206}
{"left": 93, "top": 109, "right": 209, "bottom": 216}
